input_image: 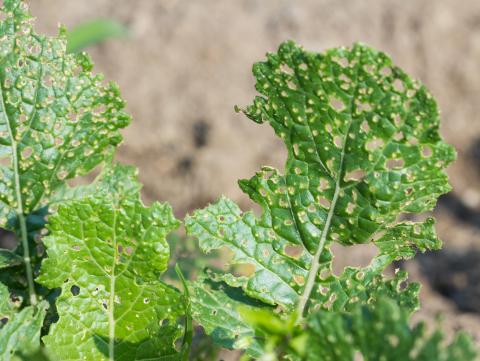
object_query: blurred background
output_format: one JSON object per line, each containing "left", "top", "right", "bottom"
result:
{"left": 31, "top": 0, "right": 480, "bottom": 355}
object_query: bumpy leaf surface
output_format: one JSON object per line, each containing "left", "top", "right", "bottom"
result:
{"left": 186, "top": 41, "right": 454, "bottom": 351}
{"left": 50, "top": 160, "right": 142, "bottom": 206}
{"left": 0, "top": 283, "right": 48, "bottom": 358}
{"left": 0, "top": 0, "right": 130, "bottom": 223}
{"left": 305, "top": 298, "right": 477, "bottom": 361}
{"left": 238, "top": 298, "right": 478, "bottom": 361}
{"left": 37, "top": 195, "right": 184, "bottom": 361}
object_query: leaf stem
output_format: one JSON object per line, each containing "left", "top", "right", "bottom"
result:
{"left": 0, "top": 83, "right": 37, "bottom": 306}
{"left": 19, "top": 212, "right": 37, "bottom": 306}
{"left": 296, "top": 59, "right": 358, "bottom": 320}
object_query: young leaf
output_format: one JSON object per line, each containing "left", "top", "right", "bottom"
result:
{"left": 174, "top": 265, "right": 193, "bottom": 361}
{"left": 66, "top": 19, "right": 129, "bottom": 53}
{"left": 186, "top": 41, "right": 454, "bottom": 349}
{"left": 0, "top": 0, "right": 130, "bottom": 304}
{"left": 37, "top": 194, "right": 184, "bottom": 361}
{"left": 0, "top": 283, "right": 48, "bottom": 358}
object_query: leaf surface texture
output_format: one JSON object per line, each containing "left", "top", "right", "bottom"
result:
{"left": 38, "top": 195, "right": 184, "bottom": 361}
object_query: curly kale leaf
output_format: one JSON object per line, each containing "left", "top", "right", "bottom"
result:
{"left": 37, "top": 194, "right": 184, "bottom": 361}
{"left": 185, "top": 41, "right": 454, "bottom": 352}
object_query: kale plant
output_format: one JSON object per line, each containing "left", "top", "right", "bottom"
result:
{"left": 0, "top": 1, "right": 477, "bottom": 360}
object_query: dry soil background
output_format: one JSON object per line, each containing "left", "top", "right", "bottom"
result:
{"left": 30, "top": 0, "right": 480, "bottom": 355}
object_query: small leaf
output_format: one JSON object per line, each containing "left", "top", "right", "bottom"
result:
{"left": 174, "top": 264, "right": 193, "bottom": 361}
{"left": 37, "top": 194, "right": 184, "bottom": 361}
{"left": 66, "top": 18, "right": 129, "bottom": 53}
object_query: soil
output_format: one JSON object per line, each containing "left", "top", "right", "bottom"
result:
{"left": 26, "top": 0, "right": 480, "bottom": 356}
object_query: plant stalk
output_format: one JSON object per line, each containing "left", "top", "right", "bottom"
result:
{"left": 19, "top": 211, "right": 37, "bottom": 306}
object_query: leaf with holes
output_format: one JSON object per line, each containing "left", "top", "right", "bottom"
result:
{"left": 50, "top": 160, "right": 142, "bottom": 206}
{"left": 238, "top": 297, "right": 478, "bottom": 361}
{"left": 37, "top": 194, "right": 185, "bottom": 361}
{"left": 0, "top": 161, "right": 141, "bottom": 312}
{"left": 303, "top": 298, "right": 478, "bottom": 361}
{"left": 0, "top": 283, "right": 48, "bottom": 358}
{"left": 0, "top": 0, "right": 130, "bottom": 305}
{"left": 309, "top": 218, "right": 440, "bottom": 314}
{"left": 185, "top": 40, "right": 454, "bottom": 351}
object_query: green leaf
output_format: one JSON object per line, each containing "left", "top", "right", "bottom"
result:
{"left": 37, "top": 194, "right": 185, "bottom": 361}
{"left": 187, "top": 195, "right": 328, "bottom": 310}
{"left": 186, "top": 40, "right": 454, "bottom": 350}
{"left": 50, "top": 161, "right": 142, "bottom": 206}
{"left": 311, "top": 219, "right": 440, "bottom": 314}
{"left": 304, "top": 298, "right": 478, "bottom": 361}
{"left": 189, "top": 274, "right": 267, "bottom": 358}
{"left": 0, "top": 0, "right": 131, "bottom": 305}
{"left": 237, "top": 298, "right": 478, "bottom": 361}
{"left": 0, "top": 0, "right": 130, "bottom": 219}
{"left": 66, "top": 19, "right": 129, "bottom": 53}
{"left": 0, "top": 283, "right": 48, "bottom": 359}
{"left": 13, "top": 348, "right": 53, "bottom": 361}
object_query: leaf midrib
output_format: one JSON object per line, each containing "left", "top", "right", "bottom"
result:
{"left": 0, "top": 71, "right": 38, "bottom": 305}
{"left": 296, "top": 57, "right": 360, "bottom": 318}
